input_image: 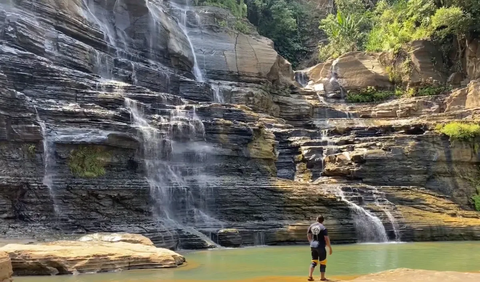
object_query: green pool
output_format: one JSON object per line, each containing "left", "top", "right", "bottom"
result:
{"left": 13, "top": 242, "right": 480, "bottom": 282}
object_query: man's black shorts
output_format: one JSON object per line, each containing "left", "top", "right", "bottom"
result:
{"left": 311, "top": 247, "right": 327, "bottom": 263}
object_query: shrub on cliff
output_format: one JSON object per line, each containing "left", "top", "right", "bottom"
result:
{"left": 68, "top": 146, "right": 111, "bottom": 178}
{"left": 346, "top": 86, "right": 395, "bottom": 103}
{"left": 318, "top": 0, "right": 473, "bottom": 63}
{"left": 435, "top": 122, "right": 480, "bottom": 141}
{"left": 473, "top": 194, "right": 480, "bottom": 211}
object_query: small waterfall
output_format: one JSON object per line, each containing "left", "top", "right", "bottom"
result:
{"left": 81, "top": 0, "right": 118, "bottom": 47}
{"left": 371, "top": 188, "right": 402, "bottom": 241}
{"left": 294, "top": 71, "right": 309, "bottom": 87}
{"left": 154, "top": 0, "right": 205, "bottom": 82}
{"left": 331, "top": 187, "right": 388, "bottom": 243}
{"left": 253, "top": 231, "right": 266, "bottom": 246}
{"left": 35, "top": 110, "right": 59, "bottom": 215}
{"left": 211, "top": 83, "right": 224, "bottom": 103}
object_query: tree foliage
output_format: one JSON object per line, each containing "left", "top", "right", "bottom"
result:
{"left": 319, "top": 0, "right": 476, "bottom": 62}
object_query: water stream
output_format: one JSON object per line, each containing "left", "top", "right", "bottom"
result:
{"left": 35, "top": 109, "right": 60, "bottom": 216}
{"left": 330, "top": 187, "right": 388, "bottom": 243}
{"left": 164, "top": 0, "right": 205, "bottom": 82}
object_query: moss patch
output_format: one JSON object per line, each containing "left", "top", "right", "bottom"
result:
{"left": 435, "top": 122, "right": 480, "bottom": 142}
{"left": 68, "top": 146, "right": 111, "bottom": 178}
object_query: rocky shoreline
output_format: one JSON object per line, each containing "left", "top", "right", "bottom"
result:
{"left": 0, "top": 233, "right": 184, "bottom": 277}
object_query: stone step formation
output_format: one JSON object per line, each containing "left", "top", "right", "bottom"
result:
{"left": 0, "top": 0, "right": 479, "bottom": 250}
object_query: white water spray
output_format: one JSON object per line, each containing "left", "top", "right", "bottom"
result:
{"left": 331, "top": 187, "right": 388, "bottom": 243}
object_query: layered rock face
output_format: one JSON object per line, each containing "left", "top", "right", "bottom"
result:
{"left": 0, "top": 0, "right": 344, "bottom": 248}
{"left": 0, "top": 0, "right": 479, "bottom": 251}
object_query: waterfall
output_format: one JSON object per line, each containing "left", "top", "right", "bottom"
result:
{"left": 320, "top": 129, "right": 388, "bottom": 243}
{"left": 211, "top": 83, "right": 224, "bottom": 103}
{"left": 124, "top": 98, "right": 221, "bottom": 228}
{"left": 253, "top": 231, "right": 266, "bottom": 246}
{"left": 35, "top": 110, "right": 59, "bottom": 215}
{"left": 294, "top": 71, "right": 309, "bottom": 87}
{"left": 151, "top": 0, "right": 205, "bottom": 82}
{"left": 371, "top": 188, "right": 402, "bottom": 241}
{"left": 331, "top": 187, "right": 388, "bottom": 243}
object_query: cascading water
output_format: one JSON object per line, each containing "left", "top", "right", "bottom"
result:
{"left": 35, "top": 110, "right": 60, "bottom": 215}
{"left": 294, "top": 71, "right": 309, "bottom": 87}
{"left": 320, "top": 130, "right": 388, "bottom": 242}
{"left": 124, "top": 98, "right": 221, "bottom": 246}
{"left": 330, "top": 187, "right": 388, "bottom": 243}
{"left": 211, "top": 83, "right": 224, "bottom": 103}
{"left": 371, "top": 188, "right": 402, "bottom": 241}
{"left": 151, "top": 0, "right": 205, "bottom": 82}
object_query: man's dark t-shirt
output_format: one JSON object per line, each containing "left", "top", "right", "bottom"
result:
{"left": 307, "top": 222, "right": 328, "bottom": 248}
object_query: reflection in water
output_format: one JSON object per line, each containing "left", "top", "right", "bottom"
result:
{"left": 13, "top": 242, "right": 480, "bottom": 282}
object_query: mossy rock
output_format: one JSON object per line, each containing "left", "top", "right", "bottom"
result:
{"left": 68, "top": 146, "right": 111, "bottom": 178}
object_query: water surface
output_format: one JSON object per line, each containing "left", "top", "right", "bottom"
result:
{"left": 15, "top": 242, "right": 480, "bottom": 282}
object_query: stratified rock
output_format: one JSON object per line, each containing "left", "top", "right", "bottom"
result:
{"left": 0, "top": 240, "right": 185, "bottom": 276}
{"left": 78, "top": 233, "right": 154, "bottom": 246}
{"left": 0, "top": 252, "right": 12, "bottom": 282}
{"left": 217, "top": 229, "right": 242, "bottom": 247}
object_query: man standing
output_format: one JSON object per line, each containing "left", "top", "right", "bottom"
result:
{"left": 307, "top": 215, "right": 332, "bottom": 281}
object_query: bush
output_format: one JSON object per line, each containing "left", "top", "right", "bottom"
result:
{"left": 436, "top": 122, "right": 480, "bottom": 141}
{"left": 68, "top": 146, "right": 111, "bottom": 178}
{"left": 473, "top": 194, "right": 480, "bottom": 211}
{"left": 346, "top": 86, "right": 394, "bottom": 103}
{"left": 406, "top": 86, "right": 450, "bottom": 97}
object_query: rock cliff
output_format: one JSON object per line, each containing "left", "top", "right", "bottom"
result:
{"left": 0, "top": 0, "right": 479, "bottom": 251}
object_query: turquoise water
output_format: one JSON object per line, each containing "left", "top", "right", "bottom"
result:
{"left": 14, "top": 242, "right": 480, "bottom": 281}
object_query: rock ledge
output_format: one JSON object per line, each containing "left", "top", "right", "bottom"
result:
{"left": 0, "top": 234, "right": 185, "bottom": 276}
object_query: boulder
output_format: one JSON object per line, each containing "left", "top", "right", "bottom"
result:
{"left": 445, "top": 79, "right": 480, "bottom": 111}
{"left": 407, "top": 40, "right": 447, "bottom": 85}
{"left": 190, "top": 6, "right": 295, "bottom": 86}
{"left": 466, "top": 38, "right": 480, "bottom": 80}
{"left": 217, "top": 229, "right": 242, "bottom": 247}
{"left": 78, "top": 232, "right": 154, "bottom": 246}
{"left": 305, "top": 52, "right": 392, "bottom": 92}
{"left": 0, "top": 240, "right": 185, "bottom": 276}
{"left": 0, "top": 252, "right": 12, "bottom": 282}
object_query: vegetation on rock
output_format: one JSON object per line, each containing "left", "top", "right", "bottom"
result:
{"left": 345, "top": 85, "right": 449, "bottom": 103}
{"left": 473, "top": 194, "right": 480, "bottom": 211}
{"left": 319, "top": 0, "right": 474, "bottom": 64}
{"left": 346, "top": 87, "right": 397, "bottom": 103}
{"left": 68, "top": 146, "right": 111, "bottom": 178}
{"left": 435, "top": 122, "right": 480, "bottom": 141}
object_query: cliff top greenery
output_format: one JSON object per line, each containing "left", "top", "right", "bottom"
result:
{"left": 319, "top": 0, "right": 478, "bottom": 63}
